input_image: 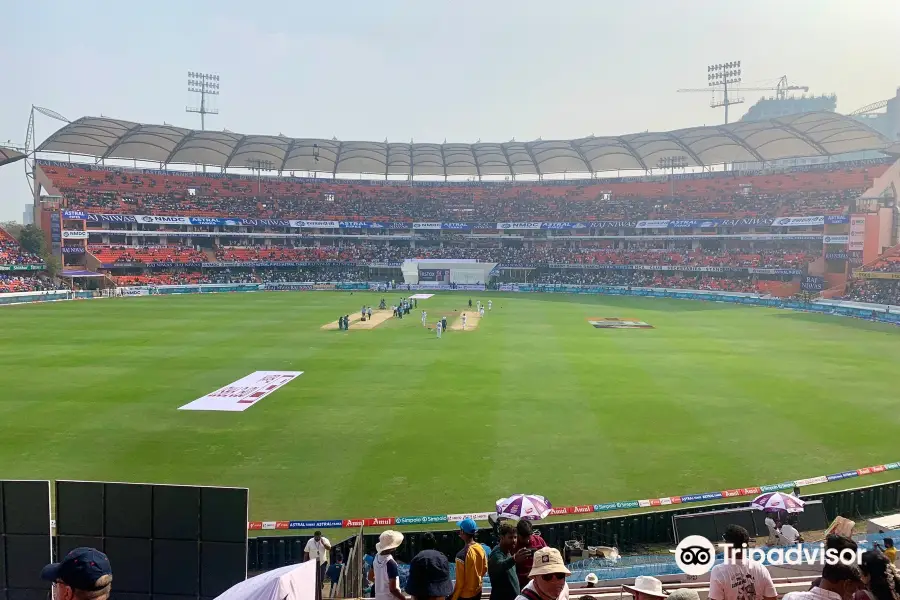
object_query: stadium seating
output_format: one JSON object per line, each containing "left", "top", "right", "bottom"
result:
{"left": 0, "top": 274, "right": 54, "bottom": 293}
{"left": 44, "top": 160, "right": 890, "bottom": 221}
{"left": 0, "top": 228, "right": 44, "bottom": 266}
{"left": 89, "top": 246, "right": 207, "bottom": 264}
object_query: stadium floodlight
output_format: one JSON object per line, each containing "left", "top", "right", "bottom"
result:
{"left": 186, "top": 71, "right": 220, "bottom": 132}
{"left": 706, "top": 61, "right": 743, "bottom": 124}
{"left": 657, "top": 156, "right": 689, "bottom": 197}
{"left": 246, "top": 159, "right": 275, "bottom": 195}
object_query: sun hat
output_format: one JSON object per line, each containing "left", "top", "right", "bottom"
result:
{"left": 585, "top": 573, "right": 599, "bottom": 585}
{"left": 375, "top": 530, "right": 404, "bottom": 552}
{"left": 623, "top": 576, "right": 668, "bottom": 598}
{"left": 405, "top": 549, "right": 454, "bottom": 598}
{"left": 529, "top": 547, "right": 571, "bottom": 577}
{"left": 457, "top": 518, "right": 478, "bottom": 535}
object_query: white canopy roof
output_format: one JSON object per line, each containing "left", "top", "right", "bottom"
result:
{"left": 37, "top": 111, "right": 893, "bottom": 176}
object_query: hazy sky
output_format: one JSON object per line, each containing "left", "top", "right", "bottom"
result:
{"left": 1, "top": 0, "right": 898, "bottom": 222}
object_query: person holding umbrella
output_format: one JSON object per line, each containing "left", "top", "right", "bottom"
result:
{"left": 451, "top": 518, "right": 488, "bottom": 600}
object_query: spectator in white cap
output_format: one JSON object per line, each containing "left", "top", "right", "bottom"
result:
{"left": 515, "top": 547, "right": 571, "bottom": 600}
{"left": 584, "top": 573, "right": 599, "bottom": 588}
{"left": 623, "top": 576, "right": 668, "bottom": 600}
{"left": 369, "top": 530, "right": 405, "bottom": 600}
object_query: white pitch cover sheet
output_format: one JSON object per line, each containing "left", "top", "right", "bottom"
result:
{"left": 179, "top": 371, "right": 303, "bottom": 412}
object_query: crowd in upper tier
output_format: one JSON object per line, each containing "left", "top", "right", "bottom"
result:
{"left": 42, "top": 160, "right": 889, "bottom": 222}
{"left": 86, "top": 244, "right": 818, "bottom": 269}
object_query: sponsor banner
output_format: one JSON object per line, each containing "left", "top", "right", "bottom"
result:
{"left": 886, "top": 463, "right": 900, "bottom": 470}
{"left": 721, "top": 489, "right": 743, "bottom": 498}
{"left": 394, "top": 515, "right": 448, "bottom": 526}
{"left": 855, "top": 272, "right": 900, "bottom": 280}
{"left": 62, "top": 230, "right": 89, "bottom": 239}
{"left": 773, "top": 216, "right": 825, "bottom": 227}
{"left": 441, "top": 222, "right": 471, "bottom": 230}
{"left": 496, "top": 222, "right": 543, "bottom": 230}
{"left": 289, "top": 220, "right": 340, "bottom": 228}
{"left": 800, "top": 276, "right": 825, "bottom": 292}
{"left": 418, "top": 268, "right": 450, "bottom": 282}
{"left": 447, "top": 512, "right": 493, "bottom": 521}
{"left": 593, "top": 501, "right": 640, "bottom": 512}
{"left": 413, "top": 222, "right": 442, "bottom": 230}
{"left": 240, "top": 218, "right": 291, "bottom": 227}
{"left": 638, "top": 500, "right": 651, "bottom": 508}
{"left": 178, "top": 371, "right": 303, "bottom": 412}
{"left": 636, "top": 220, "right": 671, "bottom": 229}
{"left": 188, "top": 216, "right": 227, "bottom": 226}
{"left": 826, "top": 471, "right": 860, "bottom": 482}
{"left": 742, "top": 487, "right": 762, "bottom": 495}
{"left": 363, "top": 517, "right": 396, "bottom": 527}
{"left": 342, "top": 519, "right": 364, "bottom": 528}
{"left": 539, "top": 222, "right": 587, "bottom": 230}
{"left": 592, "top": 220, "right": 636, "bottom": 229}
{"left": 136, "top": 214, "right": 192, "bottom": 225}
{"left": 0, "top": 264, "right": 45, "bottom": 271}
{"left": 86, "top": 213, "right": 137, "bottom": 223}
{"left": 118, "top": 287, "right": 149, "bottom": 297}
{"left": 62, "top": 247, "right": 85, "bottom": 254}
{"left": 794, "top": 476, "right": 828, "bottom": 486}
{"left": 760, "top": 482, "right": 796, "bottom": 492}
{"left": 849, "top": 216, "right": 866, "bottom": 252}
{"left": 289, "top": 520, "right": 344, "bottom": 530}
{"left": 339, "top": 221, "right": 384, "bottom": 229}
{"left": 825, "top": 252, "right": 848, "bottom": 260}
{"left": 823, "top": 235, "right": 849, "bottom": 245}
{"left": 261, "top": 521, "right": 277, "bottom": 530}
{"left": 248, "top": 522, "right": 262, "bottom": 530}
{"left": 825, "top": 215, "right": 850, "bottom": 224}
{"left": 62, "top": 210, "right": 89, "bottom": 220}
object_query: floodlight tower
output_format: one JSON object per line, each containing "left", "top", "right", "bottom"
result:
{"left": 657, "top": 156, "right": 688, "bottom": 198}
{"left": 707, "top": 61, "right": 743, "bottom": 124}
{"left": 246, "top": 159, "right": 274, "bottom": 195}
{"left": 186, "top": 72, "right": 220, "bottom": 131}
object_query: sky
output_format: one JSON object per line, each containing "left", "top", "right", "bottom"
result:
{"left": 1, "top": 0, "right": 898, "bottom": 222}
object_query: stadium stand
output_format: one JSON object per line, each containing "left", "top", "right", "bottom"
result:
{"left": 42, "top": 160, "right": 890, "bottom": 221}
{"left": 0, "top": 228, "right": 44, "bottom": 266}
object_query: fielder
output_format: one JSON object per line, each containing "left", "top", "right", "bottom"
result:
{"left": 436, "top": 321, "right": 442, "bottom": 339}
{"left": 462, "top": 313, "right": 468, "bottom": 330}
{"left": 421, "top": 310, "right": 427, "bottom": 326}
{"left": 488, "top": 300, "right": 492, "bottom": 311}
{"left": 479, "top": 305, "right": 485, "bottom": 317}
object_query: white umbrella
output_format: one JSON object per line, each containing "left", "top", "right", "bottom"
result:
{"left": 750, "top": 491, "right": 805, "bottom": 513}
{"left": 496, "top": 494, "right": 553, "bottom": 520}
{"left": 214, "top": 560, "right": 317, "bottom": 600}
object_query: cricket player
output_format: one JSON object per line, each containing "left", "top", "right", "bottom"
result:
{"left": 436, "top": 320, "right": 442, "bottom": 339}
{"left": 479, "top": 305, "right": 485, "bottom": 317}
{"left": 462, "top": 313, "right": 468, "bottom": 330}
{"left": 488, "top": 300, "right": 492, "bottom": 311}
{"left": 421, "top": 310, "right": 427, "bottom": 326}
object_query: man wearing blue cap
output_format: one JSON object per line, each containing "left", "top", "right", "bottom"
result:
{"left": 451, "top": 518, "right": 488, "bottom": 600}
{"left": 42, "top": 547, "right": 113, "bottom": 600}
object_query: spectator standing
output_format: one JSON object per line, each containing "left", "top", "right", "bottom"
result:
{"left": 623, "top": 576, "right": 668, "bottom": 600}
{"left": 515, "top": 547, "right": 570, "bottom": 600}
{"left": 326, "top": 550, "right": 344, "bottom": 597}
{"left": 515, "top": 519, "right": 548, "bottom": 588}
{"left": 370, "top": 530, "right": 405, "bottom": 600}
{"left": 709, "top": 525, "right": 778, "bottom": 600}
{"left": 305, "top": 531, "right": 332, "bottom": 599}
{"left": 489, "top": 523, "right": 526, "bottom": 600}
{"left": 41, "top": 547, "right": 113, "bottom": 600}
{"left": 764, "top": 515, "right": 777, "bottom": 546}
{"left": 452, "top": 518, "right": 488, "bottom": 600}
{"left": 406, "top": 547, "right": 455, "bottom": 600}
{"left": 878, "top": 539, "right": 896, "bottom": 564}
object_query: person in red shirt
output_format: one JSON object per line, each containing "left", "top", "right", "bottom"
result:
{"left": 514, "top": 519, "right": 548, "bottom": 588}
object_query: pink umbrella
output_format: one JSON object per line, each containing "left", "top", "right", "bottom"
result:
{"left": 496, "top": 494, "right": 552, "bottom": 520}
{"left": 751, "top": 491, "right": 805, "bottom": 513}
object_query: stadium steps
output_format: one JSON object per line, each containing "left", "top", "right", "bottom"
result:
{"left": 203, "top": 248, "right": 217, "bottom": 262}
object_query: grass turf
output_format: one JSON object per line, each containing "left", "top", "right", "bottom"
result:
{"left": 1, "top": 291, "right": 898, "bottom": 527}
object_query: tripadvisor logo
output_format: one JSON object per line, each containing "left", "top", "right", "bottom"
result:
{"left": 672, "top": 535, "right": 863, "bottom": 576}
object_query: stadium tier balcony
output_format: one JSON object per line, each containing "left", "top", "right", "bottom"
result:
{"left": 44, "top": 160, "right": 889, "bottom": 222}
{"left": 89, "top": 245, "right": 207, "bottom": 264}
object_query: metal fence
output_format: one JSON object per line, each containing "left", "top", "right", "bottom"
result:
{"left": 333, "top": 526, "right": 365, "bottom": 598}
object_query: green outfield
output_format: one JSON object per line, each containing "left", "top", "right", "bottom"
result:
{"left": 1, "top": 291, "right": 898, "bottom": 524}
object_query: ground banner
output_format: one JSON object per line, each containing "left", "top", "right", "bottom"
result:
{"left": 179, "top": 371, "right": 303, "bottom": 412}
{"left": 246, "top": 462, "right": 897, "bottom": 530}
